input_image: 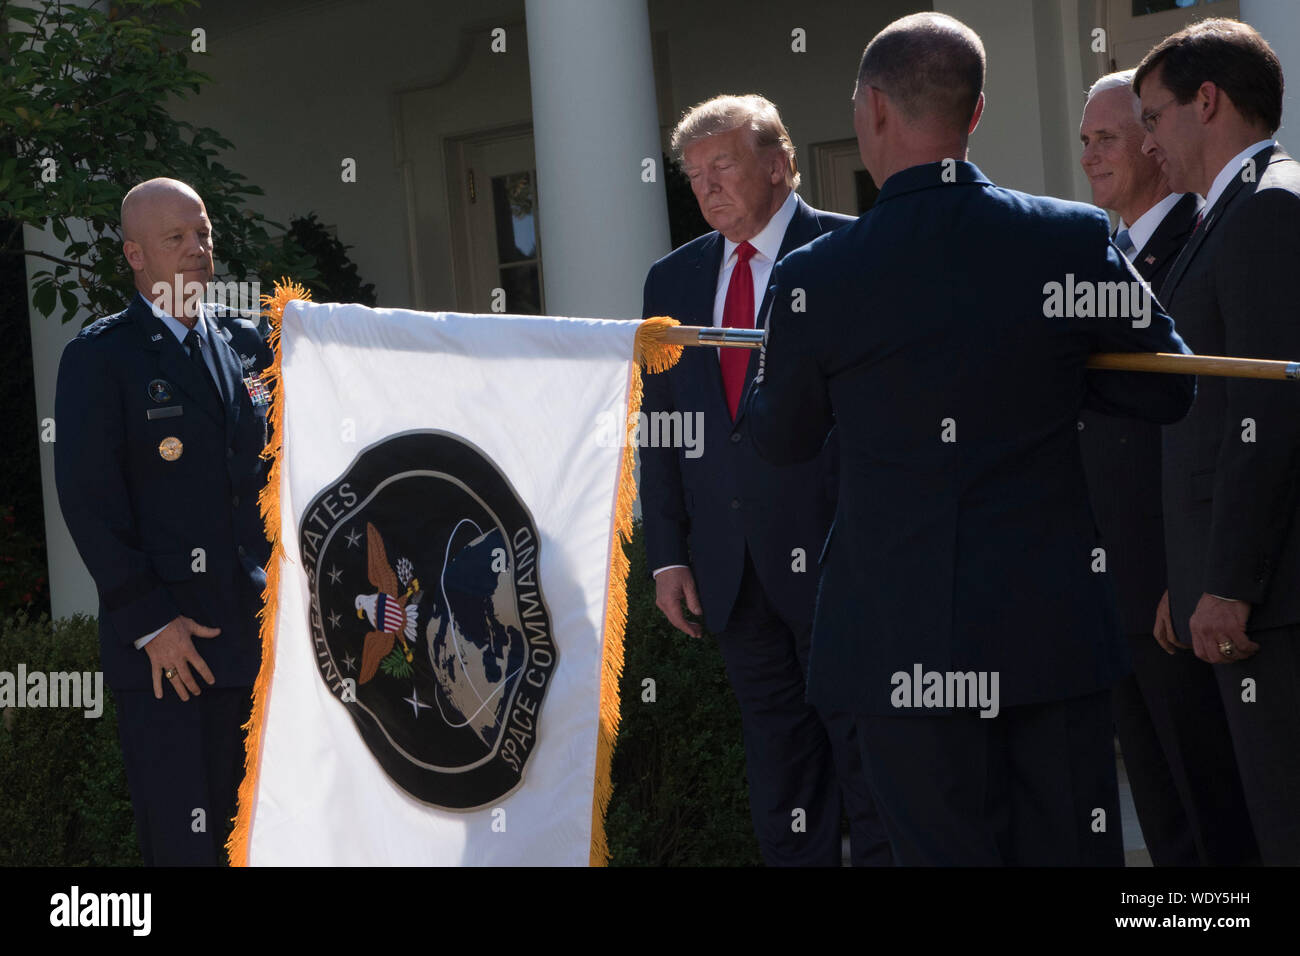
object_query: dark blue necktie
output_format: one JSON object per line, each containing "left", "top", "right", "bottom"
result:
{"left": 184, "top": 329, "right": 224, "bottom": 407}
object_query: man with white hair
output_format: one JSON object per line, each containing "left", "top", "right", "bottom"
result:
{"left": 640, "top": 94, "right": 890, "bottom": 866}
{"left": 1078, "top": 72, "right": 1256, "bottom": 866}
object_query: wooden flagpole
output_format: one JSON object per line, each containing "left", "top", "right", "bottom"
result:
{"left": 660, "top": 326, "right": 1300, "bottom": 381}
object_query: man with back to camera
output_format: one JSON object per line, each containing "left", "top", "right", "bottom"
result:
{"left": 748, "top": 12, "right": 1194, "bottom": 865}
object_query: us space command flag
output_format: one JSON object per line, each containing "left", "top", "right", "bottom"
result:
{"left": 229, "top": 286, "right": 681, "bottom": 866}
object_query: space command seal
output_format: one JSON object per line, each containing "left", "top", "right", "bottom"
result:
{"left": 299, "top": 431, "right": 557, "bottom": 810}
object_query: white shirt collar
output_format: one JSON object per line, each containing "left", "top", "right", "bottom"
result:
{"left": 721, "top": 190, "right": 798, "bottom": 266}
{"left": 1203, "top": 139, "right": 1276, "bottom": 213}
{"left": 138, "top": 291, "right": 210, "bottom": 347}
{"left": 1119, "top": 191, "right": 1201, "bottom": 256}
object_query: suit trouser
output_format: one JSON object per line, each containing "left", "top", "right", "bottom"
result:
{"left": 855, "top": 690, "right": 1123, "bottom": 866}
{"left": 114, "top": 686, "right": 253, "bottom": 866}
{"left": 714, "top": 553, "right": 892, "bottom": 866}
{"left": 1113, "top": 632, "right": 1258, "bottom": 865}
{"left": 1213, "top": 623, "right": 1300, "bottom": 865}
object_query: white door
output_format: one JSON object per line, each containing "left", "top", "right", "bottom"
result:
{"left": 446, "top": 128, "right": 544, "bottom": 315}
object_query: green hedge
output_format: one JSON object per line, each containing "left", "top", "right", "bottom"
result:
{"left": 0, "top": 525, "right": 757, "bottom": 866}
{"left": 0, "top": 612, "right": 139, "bottom": 866}
{"left": 607, "top": 526, "right": 759, "bottom": 866}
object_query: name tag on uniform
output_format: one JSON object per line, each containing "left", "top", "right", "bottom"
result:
{"left": 146, "top": 405, "right": 184, "bottom": 420}
{"left": 244, "top": 374, "right": 272, "bottom": 409}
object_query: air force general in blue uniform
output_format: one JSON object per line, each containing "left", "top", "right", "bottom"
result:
{"left": 54, "top": 179, "right": 271, "bottom": 865}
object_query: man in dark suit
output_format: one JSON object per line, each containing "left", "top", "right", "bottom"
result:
{"left": 748, "top": 12, "right": 1194, "bottom": 865}
{"left": 1078, "top": 70, "right": 1256, "bottom": 866}
{"left": 54, "top": 178, "right": 272, "bottom": 865}
{"left": 640, "top": 94, "right": 889, "bottom": 866}
{"left": 1135, "top": 18, "right": 1300, "bottom": 865}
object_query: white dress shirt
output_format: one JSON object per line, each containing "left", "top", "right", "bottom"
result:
{"left": 710, "top": 189, "right": 799, "bottom": 335}
{"left": 1203, "top": 139, "right": 1277, "bottom": 213}
{"left": 1116, "top": 191, "right": 1202, "bottom": 259}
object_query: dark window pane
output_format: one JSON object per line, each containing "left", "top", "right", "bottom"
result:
{"left": 1133, "top": 0, "right": 1199, "bottom": 15}
{"left": 498, "top": 263, "right": 541, "bottom": 315}
{"left": 492, "top": 172, "right": 537, "bottom": 264}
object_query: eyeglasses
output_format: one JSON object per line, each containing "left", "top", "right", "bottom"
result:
{"left": 1140, "top": 97, "right": 1180, "bottom": 134}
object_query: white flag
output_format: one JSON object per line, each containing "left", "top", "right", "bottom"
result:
{"left": 229, "top": 294, "right": 678, "bottom": 865}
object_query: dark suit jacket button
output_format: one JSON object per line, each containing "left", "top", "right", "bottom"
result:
{"left": 238, "top": 545, "right": 246, "bottom": 558}
{"left": 730, "top": 432, "right": 742, "bottom": 443}
{"left": 232, "top": 495, "right": 240, "bottom": 508}
{"left": 227, "top": 448, "right": 234, "bottom": 460}
{"left": 731, "top": 498, "right": 741, "bottom": 509}
{"left": 1077, "top": 421, "right": 1085, "bottom": 431}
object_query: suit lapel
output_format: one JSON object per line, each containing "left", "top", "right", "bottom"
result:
{"left": 132, "top": 298, "right": 226, "bottom": 427}
{"left": 734, "top": 197, "right": 823, "bottom": 426}
{"left": 1161, "top": 146, "right": 1275, "bottom": 300}
{"left": 1134, "top": 192, "right": 1197, "bottom": 284}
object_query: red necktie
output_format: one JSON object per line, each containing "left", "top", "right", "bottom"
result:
{"left": 720, "top": 241, "right": 757, "bottom": 419}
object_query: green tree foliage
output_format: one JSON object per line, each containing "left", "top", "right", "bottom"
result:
{"left": 0, "top": 0, "right": 316, "bottom": 326}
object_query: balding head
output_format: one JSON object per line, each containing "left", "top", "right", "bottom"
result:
{"left": 121, "top": 178, "right": 205, "bottom": 242}
{"left": 855, "top": 13, "right": 985, "bottom": 132}
{"left": 852, "top": 13, "right": 986, "bottom": 186}
{"left": 120, "top": 178, "right": 214, "bottom": 323}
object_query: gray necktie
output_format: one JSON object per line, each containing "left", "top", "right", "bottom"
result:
{"left": 1115, "top": 228, "right": 1136, "bottom": 259}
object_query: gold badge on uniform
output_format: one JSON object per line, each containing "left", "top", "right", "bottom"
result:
{"left": 159, "top": 437, "right": 183, "bottom": 461}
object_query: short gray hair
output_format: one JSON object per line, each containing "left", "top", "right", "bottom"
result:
{"left": 671, "top": 93, "right": 801, "bottom": 189}
{"left": 1086, "top": 69, "right": 1137, "bottom": 103}
{"left": 855, "top": 12, "right": 985, "bottom": 129}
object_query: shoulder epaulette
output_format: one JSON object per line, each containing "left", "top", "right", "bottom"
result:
{"left": 77, "top": 310, "right": 131, "bottom": 340}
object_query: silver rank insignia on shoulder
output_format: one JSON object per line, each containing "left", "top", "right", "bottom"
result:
{"left": 244, "top": 374, "right": 272, "bottom": 408}
{"left": 151, "top": 333, "right": 163, "bottom": 342}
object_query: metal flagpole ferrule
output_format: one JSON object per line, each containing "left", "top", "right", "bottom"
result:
{"left": 664, "top": 326, "right": 766, "bottom": 349}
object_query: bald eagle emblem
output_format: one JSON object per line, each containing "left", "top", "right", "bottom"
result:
{"left": 299, "top": 430, "right": 557, "bottom": 809}
{"left": 354, "top": 523, "right": 420, "bottom": 684}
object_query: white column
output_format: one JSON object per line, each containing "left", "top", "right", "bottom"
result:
{"left": 25, "top": 222, "right": 98, "bottom": 619}
{"left": 1241, "top": 0, "right": 1300, "bottom": 159}
{"left": 524, "top": 0, "right": 670, "bottom": 319}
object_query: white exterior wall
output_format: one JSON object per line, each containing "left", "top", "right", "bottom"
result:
{"left": 1241, "top": 0, "right": 1300, "bottom": 158}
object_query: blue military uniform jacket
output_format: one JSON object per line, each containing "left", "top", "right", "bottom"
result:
{"left": 748, "top": 162, "right": 1194, "bottom": 715}
{"left": 54, "top": 293, "right": 273, "bottom": 691}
